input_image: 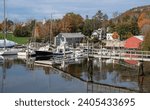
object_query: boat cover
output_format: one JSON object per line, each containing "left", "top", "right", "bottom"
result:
{"left": 0, "top": 39, "right": 17, "bottom": 48}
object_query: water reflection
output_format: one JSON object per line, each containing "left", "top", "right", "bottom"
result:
{"left": 57, "top": 58, "right": 150, "bottom": 92}
{"left": 0, "top": 55, "right": 150, "bottom": 93}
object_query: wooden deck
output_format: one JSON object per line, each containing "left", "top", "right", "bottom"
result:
{"left": 87, "top": 49, "right": 150, "bottom": 61}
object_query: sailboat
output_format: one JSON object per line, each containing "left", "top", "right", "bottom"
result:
{"left": 0, "top": 0, "right": 18, "bottom": 55}
{"left": 34, "top": 18, "right": 54, "bottom": 59}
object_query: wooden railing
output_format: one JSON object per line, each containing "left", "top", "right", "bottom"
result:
{"left": 83, "top": 48, "right": 150, "bottom": 61}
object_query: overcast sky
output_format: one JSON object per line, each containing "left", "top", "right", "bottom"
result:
{"left": 0, "top": 0, "right": 150, "bottom": 22}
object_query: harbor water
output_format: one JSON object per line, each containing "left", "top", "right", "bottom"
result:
{"left": 0, "top": 56, "right": 150, "bottom": 93}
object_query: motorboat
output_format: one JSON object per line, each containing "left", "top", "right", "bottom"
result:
{"left": 53, "top": 42, "right": 73, "bottom": 57}
{"left": 73, "top": 48, "right": 85, "bottom": 58}
{"left": 35, "top": 45, "right": 53, "bottom": 56}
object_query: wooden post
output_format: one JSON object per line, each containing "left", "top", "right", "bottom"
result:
{"left": 138, "top": 61, "right": 144, "bottom": 76}
{"left": 87, "top": 40, "right": 89, "bottom": 58}
{"left": 87, "top": 58, "right": 93, "bottom": 82}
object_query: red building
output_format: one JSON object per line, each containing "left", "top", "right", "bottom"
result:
{"left": 124, "top": 36, "right": 144, "bottom": 49}
{"left": 124, "top": 35, "right": 144, "bottom": 65}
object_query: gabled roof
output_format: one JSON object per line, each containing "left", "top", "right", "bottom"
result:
{"left": 124, "top": 36, "right": 143, "bottom": 49}
{"left": 60, "top": 33, "right": 85, "bottom": 38}
{"left": 134, "top": 35, "right": 144, "bottom": 41}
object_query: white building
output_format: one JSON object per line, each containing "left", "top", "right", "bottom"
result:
{"left": 92, "top": 28, "right": 106, "bottom": 40}
{"left": 106, "top": 33, "right": 113, "bottom": 40}
{"left": 54, "top": 33, "right": 85, "bottom": 47}
{"left": 105, "top": 33, "right": 122, "bottom": 48}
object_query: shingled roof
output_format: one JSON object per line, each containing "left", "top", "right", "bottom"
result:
{"left": 60, "top": 33, "right": 85, "bottom": 38}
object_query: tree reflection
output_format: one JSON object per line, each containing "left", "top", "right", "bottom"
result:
{"left": 43, "top": 67, "right": 51, "bottom": 75}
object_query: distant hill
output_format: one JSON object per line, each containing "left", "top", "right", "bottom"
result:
{"left": 109, "top": 5, "right": 150, "bottom": 40}
{"left": 109, "top": 5, "right": 150, "bottom": 51}
{"left": 111, "top": 5, "right": 150, "bottom": 24}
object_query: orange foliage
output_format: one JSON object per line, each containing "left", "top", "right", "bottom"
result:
{"left": 0, "top": 23, "right": 3, "bottom": 31}
{"left": 34, "top": 25, "right": 40, "bottom": 38}
{"left": 112, "top": 32, "right": 120, "bottom": 39}
{"left": 138, "top": 12, "right": 150, "bottom": 29}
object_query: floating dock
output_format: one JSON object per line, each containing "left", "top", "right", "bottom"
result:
{"left": 34, "top": 60, "right": 54, "bottom": 66}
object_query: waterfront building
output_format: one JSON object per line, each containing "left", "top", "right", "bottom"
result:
{"left": 54, "top": 33, "right": 85, "bottom": 46}
{"left": 104, "top": 32, "right": 123, "bottom": 49}
{"left": 124, "top": 35, "right": 144, "bottom": 49}
{"left": 106, "top": 33, "right": 113, "bottom": 40}
{"left": 91, "top": 28, "right": 106, "bottom": 40}
{"left": 124, "top": 35, "right": 144, "bottom": 65}
{"left": 105, "top": 40, "right": 125, "bottom": 49}
{"left": 106, "top": 32, "right": 120, "bottom": 41}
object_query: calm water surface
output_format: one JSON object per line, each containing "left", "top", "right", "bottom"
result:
{"left": 0, "top": 56, "right": 150, "bottom": 93}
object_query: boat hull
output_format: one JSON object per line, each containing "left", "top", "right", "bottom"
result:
{"left": 0, "top": 49, "right": 18, "bottom": 55}
{"left": 35, "top": 50, "right": 53, "bottom": 56}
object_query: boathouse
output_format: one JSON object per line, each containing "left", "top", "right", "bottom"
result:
{"left": 124, "top": 35, "right": 144, "bottom": 65}
{"left": 124, "top": 35, "right": 144, "bottom": 49}
{"left": 54, "top": 33, "right": 85, "bottom": 46}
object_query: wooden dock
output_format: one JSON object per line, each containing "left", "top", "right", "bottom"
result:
{"left": 87, "top": 49, "right": 150, "bottom": 61}
{"left": 34, "top": 60, "right": 54, "bottom": 66}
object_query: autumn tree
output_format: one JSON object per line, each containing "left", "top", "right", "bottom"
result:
{"left": 51, "top": 19, "right": 62, "bottom": 36}
{"left": 0, "top": 19, "right": 14, "bottom": 32}
{"left": 138, "top": 12, "right": 150, "bottom": 34}
{"left": 13, "top": 20, "right": 35, "bottom": 38}
{"left": 0, "top": 23, "right": 3, "bottom": 32}
{"left": 138, "top": 12, "right": 150, "bottom": 50}
{"left": 109, "top": 14, "right": 139, "bottom": 40}
{"left": 61, "top": 12, "right": 84, "bottom": 32}
{"left": 112, "top": 32, "right": 120, "bottom": 39}
{"left": 142, "top": 31, "right": 150, "bottom": 51}
{"left": 13, "top": 24, "right": 31, "bottom": 37}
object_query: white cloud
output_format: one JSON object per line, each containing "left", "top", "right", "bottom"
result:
{"left": 0, "top": 0, "right": 150, "bottom": 21}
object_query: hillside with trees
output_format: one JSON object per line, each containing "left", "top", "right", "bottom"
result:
{"left": 109, "top": 5, "right": 150, "bottom": 50}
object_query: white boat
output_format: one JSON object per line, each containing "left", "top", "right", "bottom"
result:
{"left": 35, "top": 45, "right": 53, "bottom": 56}
{"left": 0, "top": 48, "right": 19, "bottom": 55}
{"left": 53, "top": 42, "right": 73, "bottom": 57}
{"left": 0, "top": 39, "right": 16, "bottom": 48}
{"left": 17, "top": 49, "right": 35, "bottom": 56}
{"left": 0, "top": 56, "right": 4, "bottom": 63}
{"left": 74, "top": 48, "right": 85, "bottom": 58}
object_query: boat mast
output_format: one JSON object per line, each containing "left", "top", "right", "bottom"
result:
{"left": 3, "top": 0, "right": 6, "bottom": 49}
{"left": 50, "top": 13, "right": 53, "bottom": 46}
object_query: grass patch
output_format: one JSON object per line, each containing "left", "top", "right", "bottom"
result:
{"left": 0, "top": 33, "right": 30, "bottom": 44}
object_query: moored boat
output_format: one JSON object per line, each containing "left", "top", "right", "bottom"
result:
{"left": 0, "top": 56, "right": 4, "bottom": 63}
{"left": 0, "top": 48, "right": 19, "bottom": 55}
